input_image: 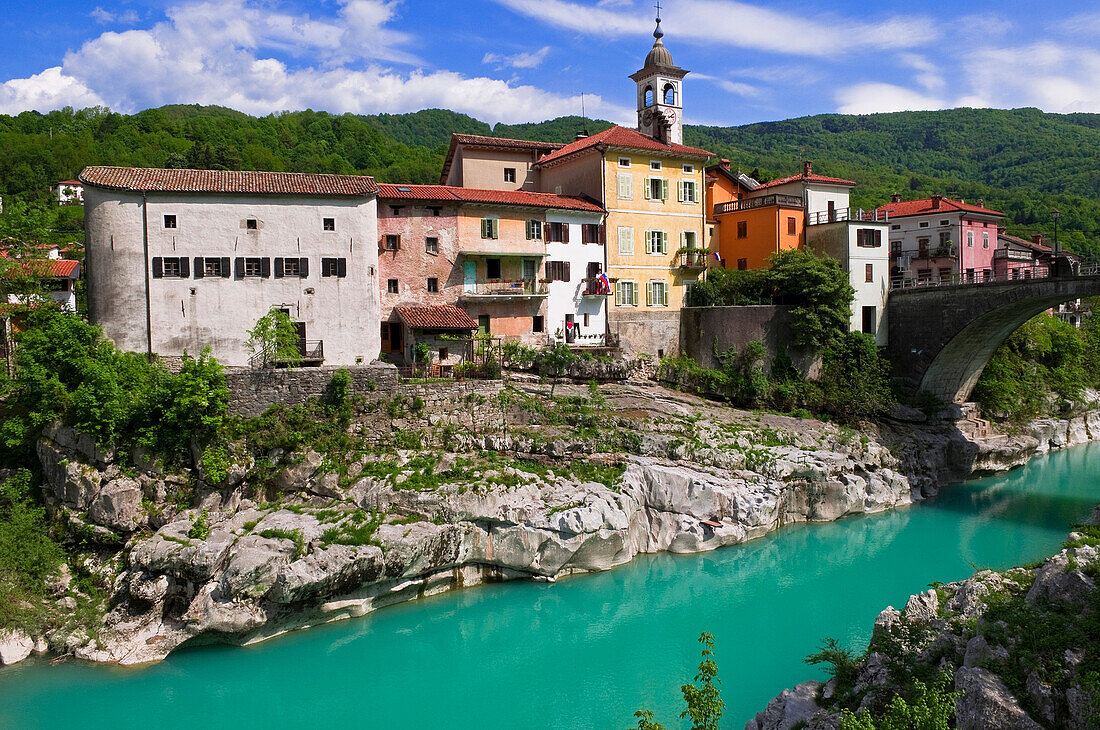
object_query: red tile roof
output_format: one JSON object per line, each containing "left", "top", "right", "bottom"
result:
{"left": 377, "top": 184, "right": 604, "bottom": 212}
{"left": 440, "top": 133, "right": 565, "bottom": 184}
{"left": 755, "top": 172, "right": 857, "bottom": 190}
{"left": 396, "top": 304, "right": 478, "bottom": 330}
{"left": 1000, "top": 232, "right": 1052, "bottom": 253}
{"left": 535, "top": 126, "right": 713, "bottom": 166}
{"left": 80, "top": 166, "right": 378, "bottom": 196}
{"left": 56, "top": 180, "right": 82, "bottom": 186}
{"left": 875, "top": 197, "right": 1004, "bottom": 219}
{"left": 2, "top": 258, "right": 80, "bottom": 279}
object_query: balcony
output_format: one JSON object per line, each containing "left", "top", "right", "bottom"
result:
{"left": 249, "top": 340, "right": 324, "bottom": 368}
{"left": 677, "top": 248, "right": 709, "bottom": 269}
{"left": 582, "top": 277, "right": 612, "bottom": 296}
{"left": 913, "top": 246, "right": 956, "bottom": 261}
{"left": 994, "top": 248, "right": 1037, "bottom": 262}
{"left": 715, "top": 194, "right": 804, "bottom": 215}
{"left": 806, "top": 207, "right": 889, "bottom": 226}
{"left": 460, "top": 278, "right": 549, "bottom": 299}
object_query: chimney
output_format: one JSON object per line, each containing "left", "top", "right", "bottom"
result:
{"left": 931, "top": 194, "right": 943, "bottom": 209}
{"left": 720, "top": 158, "right": 730, "bottom": 170}
{"left": 977, "top": 198, "right": 984, "bottom": 208}
{"left": 1032, "top": 234, "right": 1044, "bottom": 246}
{"left": 803, "top": 161, "right": 813, "bottom": 177}
{"left": 891, "top": 192, "right": 902, "bottom": 203}
{"left": 574, "top": 132, "right": 589, "bottom": 141}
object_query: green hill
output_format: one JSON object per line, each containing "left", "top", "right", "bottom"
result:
{"left": 1, "top": 104, "right": 1097, "bottom": 256}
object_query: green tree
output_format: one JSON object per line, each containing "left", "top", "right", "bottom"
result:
{"left": 539, "top": 341, "right": 578, "bottom": 397}
{"left": 768, "top": 249, "right": 855, "bottom": 347}
{"left": 838, "top": 673, "right": 957, "bottom": 730}
{"left": 815, "top": 332, "right": 894, "bottom": 421}
{"left": 680, "top": 632, "right": 725, "bottom": 730}
{"left": 247, "top": 309, "right": 302, "bottom": 368}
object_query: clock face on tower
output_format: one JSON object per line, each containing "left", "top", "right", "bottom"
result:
{"left": 641, "top": 108, "right": 655, "bottom": 127}
{"left": 660, "top": 108, "right": 678, "bottom": 125}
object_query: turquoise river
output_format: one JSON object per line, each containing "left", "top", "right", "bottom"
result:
{"left": 2, "top": 443, "right": 1098, "bottom": 729}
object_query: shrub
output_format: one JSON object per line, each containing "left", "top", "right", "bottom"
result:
{"left": 0, "top": 469, "right": 66, "bottom": 631}
{"left": 247, "top": 309, "right": 302, "bottom": 368}
{"left": 188, "top": 508, "right": 211, "bottom": 540}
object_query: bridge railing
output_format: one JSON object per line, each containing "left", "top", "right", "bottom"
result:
{"left": 890, "top": 263, "right": 1053, "bottom": 290}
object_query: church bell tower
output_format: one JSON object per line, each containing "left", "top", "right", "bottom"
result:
{"left": 629, "top": 6, "right": 688, "bottom": 145}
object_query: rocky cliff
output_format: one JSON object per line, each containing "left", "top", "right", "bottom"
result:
{"left": 6, "top": 382, "right": 1100, "bottom": 669}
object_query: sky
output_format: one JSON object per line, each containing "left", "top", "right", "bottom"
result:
{"left": 0, "top": 0, "right": 1098, "bottom": 127}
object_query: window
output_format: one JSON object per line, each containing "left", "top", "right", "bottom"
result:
{"left": 644, "top": 86, "right": 654, "bottom": 107}
{"left": 678, "top": 180, "right": 698, "bottom": 203}
{"left": 426, "top": 237, "right": 439, "bottom": 254}
{"left": 967, "top": 231, "right": 974, "bottom": 247}
{"left": 244, "top": 258, "right": 263, "bottom": 277}
{"left": 646, "top": 177, "right": 669, "bottom": 201}
{"left": 532, "top": 316, "right": 544, "bottom": 333}
{"left": 163, "top": 214, "right": 177, "bottom": 229}
{"left": 682, "top": 164, "right": 694, "bottom": 174}
{"left": 865, "top": 263, "right": 874, "bottom": 283}
{"left": 919, "top": 221, "right": 929, "bottom": 228}
{"left": 615, "top": 280, "right": 638, "bottom": 306}
{"left": 940, "top": 220, "right": 950, "bottom": 226}
{"left": 681, "top": 231, "right": 697, "bottom": 249}
{"left": 918, "top": 237, "right": 930, "bottom": 255}
{"left": 428, "top": 207, "right": 441, "bottom": 217}
{"left": 548, "top": 222, "right": 567, "bottom": 243}
{"left": 321, "top": 258, "right": 347, "bottom": 278}
{"left": 939, "top": 231, "right": 951, "bottom": 247}
{"left": 787, "top": 217, "right": 797, "bottom": 235}
{"left": 645, "top": 230, "right": 668, "bottom": 255}
{"left": 862, "top": 306, "right": 876, "bottom": 335}
{"left": 617, "top": 173, "right": 633, "bottom": 200}
{"left": 384, "top": 234, "right": 400, "bottom": 251}
{"left": 439, "top": 347, "right": 448, "bottom": 360}
{"left": 737, "top": 258, "right": 748, "bottom": 271}
{"left": 203, "top": 258, "right": 224, "bottom": 277}
{"left": 504, "top": 168, "right": 516, "bottom": 183}
{"left": 281, "top": 258, "right": 301, "bottom": 277}
{"left": 737, "top": 221, "right": 748, "bottom": 239}
{"left": 646, "top": 280, "right": 668, "bottom": 307}
{"left": 481, "top": 218, "right": 499, "bottom": 239}
{"left": 857, "top": 229, "right": 882, "bottom": 247}
{"left": 427, "top": 277, "right": 438, "bottom": 293}
{"left": 545, "top": 260, "right": 571, "bottom": 281}
{"left": 983, "top": 232, "right": 990, "bottom": 248}
{"left": 387, "top": 279, "right": 399, "bottom": 294}
{"left": 526, "top": 220, "right": 542, "bottom": 240}
{"left": 323, "top": 218, "right": 335, "bottom": 231}
{"left": 246, "top": 219, "right": 258, "bottom": 230}
{"left": 891, "top": 241, "right": 901, "bottom": 252}
{"left": 161, "top": 257, "right": 183, "bottom": 278}
{"left": 581, "top": 224, "right": 602, "bottom": 244}
{"left": 618, "top": 157, "right": 631, "bottom": 168}
{"left": 891, "top": 224, "right": 901, "bottom": 230}
{"left": 618, "top": 227, "right": 634, "bottom": 255}
{"left": 389, "top": 206, "right": 404, "bottom": 216}
{"left": 582, "top": 313, "right": 590, "bottom": 327}
{"left": 486, "top": 258, "right": 501, "bottom": 279}
{"left": 650, "top": 160, "right": 662, "bottom": 171}
{"left": 478, "top": 315, "right": 490, "bottom": 335}
{"left": 663, "top": 83, "right": 676, "bottom": 105}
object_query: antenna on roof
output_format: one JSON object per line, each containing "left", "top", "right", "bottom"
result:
{"left": 577, "top": 93, "right": 591, "bottom": 140}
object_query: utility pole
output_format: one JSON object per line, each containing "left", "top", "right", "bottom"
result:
{"left": 1052, "top": 209, "right": 1060, "bottom": 258}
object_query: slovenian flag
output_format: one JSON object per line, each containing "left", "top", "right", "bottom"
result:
{"left": 600, "top": 273, "right": 611, "bottom": 290}
{"left": 712, "top": 251, "right": 722, "bottom": 262}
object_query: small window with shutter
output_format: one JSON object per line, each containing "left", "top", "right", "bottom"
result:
{"left": 545, "top": 261, "right": 570, "bottom": 282}
{"left": 425, "top": 237, "right": 439, "bottom": 253}
{"left": 618, "top": 227, "right": 634, "bottom": 255}
{"left": 617, "top": 173, "right": 633, "bottom": 200}
{"left": 244, "top": 258, "right": 263, "bottom": 277}
{"left": 387, "top": 279, "right": 399, "bottom": 294}
{"left": 526, "top": 220, "right": 542, "bottom": 240}
{"left": 282, "top": 258, "right": 301, "bottom": 277}
{"left": 160, "top": 257, "right": 184, "bottom": 277}
{"left": 203, "top": 258, "right": 223, "bottom": 277}
{"left": 321, "top": 258, "right": 347, "bottom": 278}
{"left": 737, "top": 221, "right": 748, "bottom": 239}
{"left": 581, "top": 224, "right": 601, "bottom": 244}
{"left": 481, "top": 218, "right": 499, "bottom": 239}
{"left": 384, "top": 235, "right": 400, "bottom": 251}
{"left": 427, "top": 277, "right": 438, "bottom": 293}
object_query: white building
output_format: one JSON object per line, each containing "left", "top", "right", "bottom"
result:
{"left": 80, "top": 166, "right": 381, "bottom": 367}
{"left": 53, "top": 180, "right": 84, "bottom": 205}
{"left": 544, "top": 209, "right": 610, "bottom": 345}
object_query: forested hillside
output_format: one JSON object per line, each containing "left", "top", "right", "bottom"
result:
{"left": 2, "top": 104, "right": 1098, "bottom": 256}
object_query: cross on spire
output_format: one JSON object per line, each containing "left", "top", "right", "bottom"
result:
{"left": 653, "top": 0, "right": 664, "bottom": 39}
{"left": 655, "top": 0, "right": 662, "bottom": 20}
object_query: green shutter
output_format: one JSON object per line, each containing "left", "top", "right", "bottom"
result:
{"left": 661, "top": 179, "right": 670, "bottom": 201}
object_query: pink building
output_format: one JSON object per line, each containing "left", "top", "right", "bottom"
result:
{"left": 879, "top": 195, "right": 1004, "bottom": 285}
{"left": 994, "top": 231, "right": 1052, "bottom": 280}
{"left": 377, "top": 184, "right": 605, "bottom": 365}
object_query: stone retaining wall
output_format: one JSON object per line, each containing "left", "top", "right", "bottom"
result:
{"left": 680, "top": 305, "right": 821, "bottom": 377}
{"left": 227, "top": 365, "right": 400, "bottom": 417}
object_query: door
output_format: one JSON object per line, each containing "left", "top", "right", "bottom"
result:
{"left": 295, "top": 321, "right": 307, "bottom": 356}
{"left": 478, "top": 315, "right": 490, "bottom": 336}
{"left": 390, "top": 323, "right": 403, "bottom": 356}
{"left": 522, "top": 258, "right": 537, "bottom": 293}
{"left": 862, "top": 306, "right": 876, "bottom": 336}
{"left": 464, "top": 260, "right": 476, "bottom": 293}
{"left": 565, "top": 314, "right": 576, "bottom": 343}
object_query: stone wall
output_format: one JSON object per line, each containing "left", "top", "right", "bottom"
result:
{"left": 680, "top": 305, "right": 820, "bottom": 376}
{"left": 610, "top": 309, "right": 680, "bottom": 359}
{"left": 227, "top": 364, "right": 400, "bottom": 417}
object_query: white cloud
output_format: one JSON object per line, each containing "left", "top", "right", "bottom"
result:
{"left": 898, "top": 53, "right": 944, "bottom": 94}
{"left": 692, "top": 72, "right": 759, "bottom": 99}
{"left": 0, "top": 0, "right": 634, "bottom": 125}
{"left": 90, "top": 7, "right": 141, "bottom": 25}
{"left": 482, "top": 46, "right": 552, "bottom": 70}
{"left": 836, "top": 42, "right": 1100, "bottom": 115}
{"left": 0, "top": 67, "right": 106, "bottom": 115}
{"left": 495, "top": 0, "right": 934, "bottom": 57}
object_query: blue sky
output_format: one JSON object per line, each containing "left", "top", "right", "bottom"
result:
{"left": 1, "top": 0, "right": 1097, "bottom": 126}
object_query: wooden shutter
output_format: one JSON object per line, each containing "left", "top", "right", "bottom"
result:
{"left": 646, "top": 281, "right": 652, "bottom": 306}
{"left": 563, "top": 224, "right": 570, "bottom": 243}
{"left": 152, "top": 257, "right": 163, "bottom": 278}
{"left": 193, "top": 257, "right": 204, "bottom": 279}
{"left": 564, "top": 262, "right": 571, "bottom": 282}
{"left": 299, "top": 258, "right": 309, "bottom": 278}
{"left": 338, "top": 258, "right": 347, "bottom": 278}
{"left": 661, "top": 179, "right": 670, "bottom": 201}
{"left": 234, "top": 257, "right": 245, "bottom": 279}
{"left": 645, "top": 231, "right": 653, "bottom": 254}
{"left": 220, "top": 257, "right": 231, "bottom": 278}
{"left": 179, "top": 257, "right": 190, "bottom": 278}
{"left": 274, "top": 257, "right": 284, "bottom": 278}
{"left": 260, "top": 258, "right": 271, "bottom": 278}
{"left": 875, "top": 229, "right": 882, "bottom": 247}
{"left": 677, "top": 181, "right": 684, "bottom": 202}
{"left": 599, "top": 225, "right": 606, "bottom": 245}
{"left": 644, "top": 178, "right": 651, "bottom": 200}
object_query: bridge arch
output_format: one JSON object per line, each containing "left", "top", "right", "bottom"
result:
{"left": 887, "top": 274, "right": 1100, "bottom": 404}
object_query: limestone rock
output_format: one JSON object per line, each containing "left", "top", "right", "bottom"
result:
{"left": 88, "top": 477, "right": 145, "bottom": 532}
{"left": 1027, "top": 547, "right": 1098, "bottom": 606}
{"left": 219, "top": 535, "right": 295, "bottom": 600}
{"left": 955, "top": 666, "right": 1042, "bottom": 730}
{"left": 745, "top": 681, "right": 825, "bottom": 730}
{"left": 0, "top": 630, "right": 34, "bottom": 666}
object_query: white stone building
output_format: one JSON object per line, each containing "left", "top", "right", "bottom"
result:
{"left": 53, "top": 180, "right": 84, "bottom": 205}
{"left": 80, "top": 167, "right": 381, "bottom": 367}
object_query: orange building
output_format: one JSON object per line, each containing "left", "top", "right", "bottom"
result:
{"left": 705, "top": 161, "right": 804, "bottom": 270}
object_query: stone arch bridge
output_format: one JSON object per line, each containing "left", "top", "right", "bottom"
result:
{"left": 887, "top": 270, "right": 1100, "bottom": 404}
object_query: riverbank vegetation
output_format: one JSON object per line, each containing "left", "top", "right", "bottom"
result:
{"left": 973, "top": 307, "right": 1100, "bottom": 423}
{"left": 630, "top": 632, "right": 725, "bottom": 730}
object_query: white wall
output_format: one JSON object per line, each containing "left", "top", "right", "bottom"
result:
{"left": 806, "top": 220, "right": 889, "bottom": 346}
{"left": 545, "top": 211, "right": 607, "bottom": 344}
{"left": 84, "top": 187, "right": 380, "bottom": 367}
